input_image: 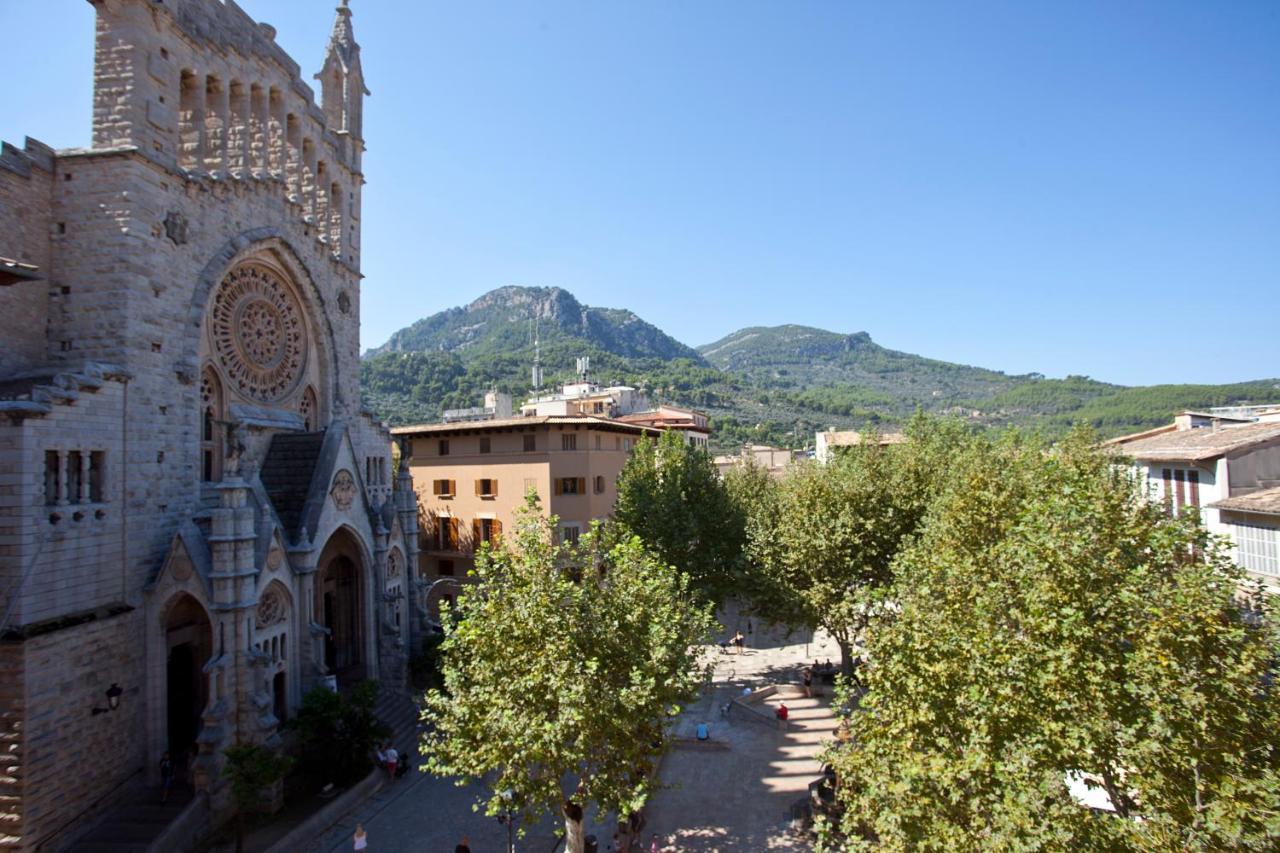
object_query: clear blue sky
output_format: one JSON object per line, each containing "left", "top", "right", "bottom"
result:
{"left": 3, "top": 1, "right": 1277, "bottom": 386}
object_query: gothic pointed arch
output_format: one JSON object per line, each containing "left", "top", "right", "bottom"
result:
{"left": 300, "top": 385, "right": 319, "bottom": 431}
{"left": 255, "top": 580, "right": 294, "bottom": 722}
{"left": 184, "top": 231, "right": 343, "bottom": 418}
{"left": 200, "top": 366, "right": 224, "bottom": 482}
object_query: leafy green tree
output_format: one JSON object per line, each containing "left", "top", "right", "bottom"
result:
{"left": 614, "top": 429, "right": 746, "bottom": 601}
{"left": 421, "top": 503, "right": 714, "bottom": 853}
{"left": 743, "top": 417, "right": 964, "bottom": 674}
{"left": 286, "top": 680, "right": 390, "bottom": 787}
{"left": 222, "top": 743, "right": 293, "bottom": 853}
{"left": 824, "top": 430, "right": 1280, "bottom": 850}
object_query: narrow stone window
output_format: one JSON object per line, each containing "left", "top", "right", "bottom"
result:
{"left": 66, "top": 451, "right": 83, "bottom": 504}
{"left": 178, "top": 69, "right": 202, "bottom": 169}
{"left": 201, "top": 368, "right": 224, "bottom": 482}
{"left": 329, "top": 182, "right": 343, "bottom": 252}
{"left": 204, "top": 74, "right": 226, "bottom": 172}
{"left": 44, "top": 451, "right": 60, "bottom": 506}
{"left": 300, "top": 386, "right": 318, "bottom": 431}
{"left": 89, "top": 451, "right": 106, "bottom": 503}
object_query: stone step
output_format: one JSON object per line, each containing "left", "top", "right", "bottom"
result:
{"left": 66, "top": 788, "right": 192, "bottom": 852}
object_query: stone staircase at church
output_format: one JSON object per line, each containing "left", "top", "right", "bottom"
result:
{"left": 375, "top": 686, "right": 422, "bottom": 764}
{"left": 65, "top": 785, "right": 194, "bottom": 853}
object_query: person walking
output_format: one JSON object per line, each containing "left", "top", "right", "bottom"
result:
{"left": 384, "top": 743, "right": 399, "bottom": 782}
{"left": 802, "top": 666, "right": 813, "bottom": 698}
{"left": 353, "top": 823, "right": 368, "bottom": 851}
{"left": 159, "top": 751, "right": 174, "bottom": 803}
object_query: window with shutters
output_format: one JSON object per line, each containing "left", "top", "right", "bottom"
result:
{"left": 438, "top": 516, "right": 459, "bottom": 551}
{"left": 523, "top": 477, "right": 537, "bottom": 497}
{"left": 523, "top": 433, "right": 536, "bottom": 452}
{"left": 1233, "top": 523, "right": 1280, "bottom": 577}
{"left": 562, "top": 433, "right": 577, "bottom": 451}
{"left": 438, "top": 439, "right": 450, "bottom": 456}
{"left": 559, "top": 524, "right": 581, "bottom": 545}
{"left": 594, "top": 475, "right": 605, "bottom": 494}
{"left": 1161, "top": 468, "right": 1201, "bottom": 515}
{"left": 555, "top": 477, "right": 585, "bottom": 496}
{"left": 479, "top": 437, "right": 491, "bottom": 454}
{"left": 473, "top": 517, "right": 502, "bottom": 546}
{"left": 432, "top": 479, "right": 457, "bottom": 498}
{"left": 475, "top": 478, "right": 498, "bottom": 498}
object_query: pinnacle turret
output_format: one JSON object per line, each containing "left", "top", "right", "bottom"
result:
{"left": 317, "top": 0, "right": 370, "bottom": 141}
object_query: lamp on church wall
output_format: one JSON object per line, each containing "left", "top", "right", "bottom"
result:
{"left": 91, "top": 683, "right": 123, "bottom": 716}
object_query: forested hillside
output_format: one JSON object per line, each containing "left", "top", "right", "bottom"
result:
{"left": 361, "top": 287, "right": 1280, "bottom": 447}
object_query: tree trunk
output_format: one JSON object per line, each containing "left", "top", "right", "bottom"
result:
{"left": 563, "top": 800, "right": 585, "bottom": 853}
{"left": 836, "top": 637, "right": 853, "bottom": 678}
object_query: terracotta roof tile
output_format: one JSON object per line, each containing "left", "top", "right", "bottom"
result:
{"left": 1210, "top": 485, "right": 1280, "bottom": 516}
{"left": 1108, "top": 422, "right": 1280, "bottom": 462}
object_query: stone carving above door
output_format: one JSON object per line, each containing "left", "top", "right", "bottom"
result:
{"left": 331, "top": 469, "right": 357, "bottom": 511}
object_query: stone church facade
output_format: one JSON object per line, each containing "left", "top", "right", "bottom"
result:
{"left": 0, "top": 2, "right": 421, "bottom": 849}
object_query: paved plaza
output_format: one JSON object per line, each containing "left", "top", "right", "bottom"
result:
{"left": 302, "top": 614, "right": 841, "bottom": 852}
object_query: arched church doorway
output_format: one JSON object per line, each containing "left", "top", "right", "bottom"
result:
{"left": 164, "top": 594, "right": 212, "bottom": 765}
{"left": 316, "top": 529, "right": 367, "bottom": 689}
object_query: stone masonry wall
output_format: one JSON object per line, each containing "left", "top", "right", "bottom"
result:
{"left": 4, "top": 610, "right": 145, "bottom": 852}
{"left": 0, "top": 140, "right": 54, "bottom": 376}
{"left": 2, "top": 381, "right": 127, "bottom": 626}
{"left": 44, "top": 150, "right": 364, "bottom": 596}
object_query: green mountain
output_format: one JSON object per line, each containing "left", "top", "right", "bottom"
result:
{"left": 361, "top": 286, "right": 1280, "bottom": 447}
{"left": 367, "top": 286, "right": 701, "bottom": 362}
{"left": 698, "top": 324, "right": 1065, "bottom": 401}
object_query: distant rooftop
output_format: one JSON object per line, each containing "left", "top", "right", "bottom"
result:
{"left": 820, "top": 431, "right": 907, "bottom": 447}
{"left": 1211, "top": 485, "right": 1280, "bottom": 517}
{"left": 1107, "top": 421, "right": 1280, "bottom": 463}
{"left": 391, "top": 415, "right": 661, "bottom": 437}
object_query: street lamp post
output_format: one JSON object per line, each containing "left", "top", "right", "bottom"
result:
{"left": 500, "top": 788, "right": 514, "bottom": 853}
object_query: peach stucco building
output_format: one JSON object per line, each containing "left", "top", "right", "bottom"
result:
{"left": 393, "top": 416, "right": 660, "bottom": 586}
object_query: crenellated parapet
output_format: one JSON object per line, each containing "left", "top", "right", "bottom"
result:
{"left": 87, "top": 0, "right": 366, "bottom": 270}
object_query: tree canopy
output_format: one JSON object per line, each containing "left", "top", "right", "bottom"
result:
{"left": 420, "top": 502, "right": 715, "bottom": 853}
{"left": 823, "top": 430, "right": 1280, "bottom": 850}
{"left": 614, "top": 429, "right": 746, "bottom": 602}
{"left": 740, "top": 416, "right": 968, "bottom": 672}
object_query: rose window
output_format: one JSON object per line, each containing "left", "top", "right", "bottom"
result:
{"left": 210, "top": 263, "right": 308, "bottom": 403}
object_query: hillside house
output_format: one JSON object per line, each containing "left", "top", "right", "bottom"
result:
{"left": 1107, "top": 413, "right": 1280, "bottom": 541}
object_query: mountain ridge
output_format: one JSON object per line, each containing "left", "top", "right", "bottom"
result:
{"left": 360, "top": 286, "right": 1280, "bottom": 448}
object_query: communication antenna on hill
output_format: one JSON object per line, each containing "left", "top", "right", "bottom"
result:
{"left": 531, "top": 317, "right": 543, "bottom": 391}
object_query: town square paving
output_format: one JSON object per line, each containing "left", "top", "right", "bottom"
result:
{"left": 303, "top": 612, "right": 842, "bottom": 852}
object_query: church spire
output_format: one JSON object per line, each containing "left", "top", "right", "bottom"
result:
{"left": 317, "top": 0, "right": 370, "bottom": 141}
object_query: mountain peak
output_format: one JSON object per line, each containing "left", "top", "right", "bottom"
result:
{"left": 365, "top": 286, "right": 701, "bottom": 363}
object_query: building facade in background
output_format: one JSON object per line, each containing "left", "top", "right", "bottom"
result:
{"left": 395, "top": 417, "right": 659, "bottom": 596}
{"left": 1108, "top": 410, "right": 1280, "bottom": 593}
{"left": 0, "top": 2, "right": 416, "bottom": 848}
